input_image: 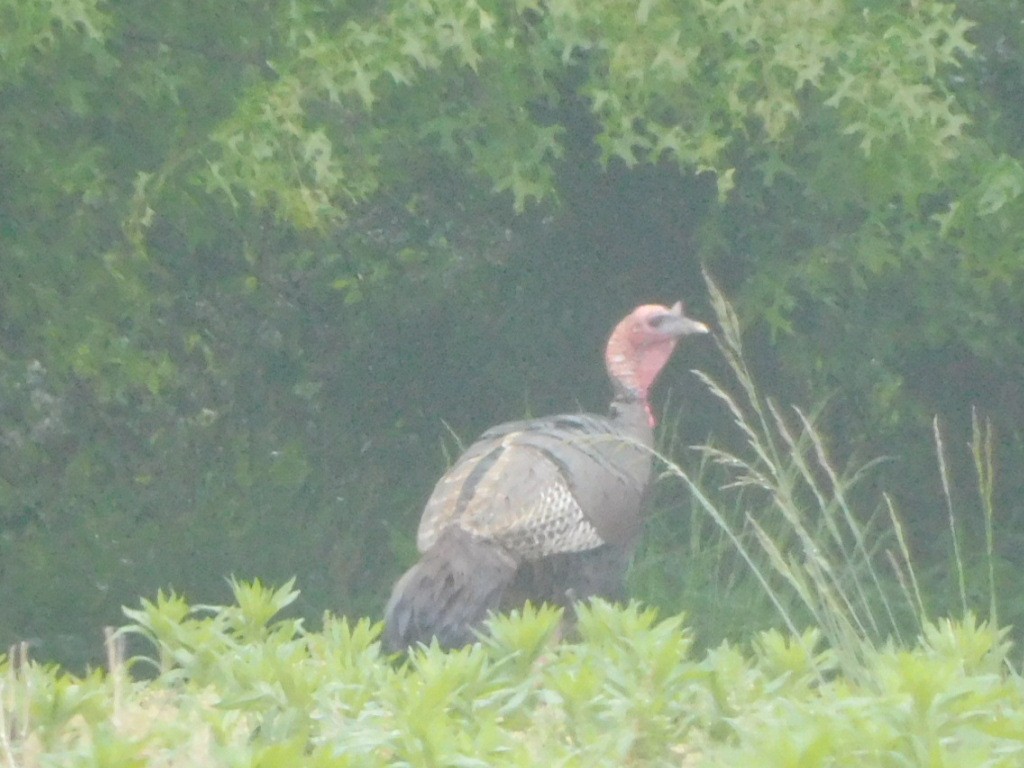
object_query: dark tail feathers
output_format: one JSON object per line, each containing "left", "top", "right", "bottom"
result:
{"left": 383, "top": 527, "right": 517, "bottom": 652}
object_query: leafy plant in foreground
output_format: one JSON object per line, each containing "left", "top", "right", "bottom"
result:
{"left": 8, "top": 589, "right": 1024, "bottom": 766}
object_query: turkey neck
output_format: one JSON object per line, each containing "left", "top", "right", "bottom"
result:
{"left": 608, "top": 395, "right": 655, "bottom": 447}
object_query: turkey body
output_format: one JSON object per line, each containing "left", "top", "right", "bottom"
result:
{"left": 383, "top": 302, "right": 707, "bottom": 651}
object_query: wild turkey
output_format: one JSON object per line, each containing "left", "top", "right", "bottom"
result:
{"left": 383, "top": 301, "right": 708, "bottom": 651}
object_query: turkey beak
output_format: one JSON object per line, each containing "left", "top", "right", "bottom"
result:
{"left": 667, "top": 300, "right": 710, "bottom": 337}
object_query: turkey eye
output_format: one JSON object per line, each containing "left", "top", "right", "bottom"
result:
{"left": 647, "top": 315, "right": 670, "bottom": 329}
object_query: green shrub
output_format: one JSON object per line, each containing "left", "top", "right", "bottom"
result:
{"left": 3, "top": 582, "right": 1023, "bottom": 767}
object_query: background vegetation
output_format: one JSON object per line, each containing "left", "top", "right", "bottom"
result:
{"left": 1, "top": 0, "right": 1022, "bottom": 669}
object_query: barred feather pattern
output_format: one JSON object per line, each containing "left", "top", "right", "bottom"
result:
{"left": 482, "top": 478, "right": 604, "bottom": 558}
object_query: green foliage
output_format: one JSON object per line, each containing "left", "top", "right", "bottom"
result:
{"left": 2, "top": 0, "right": 1023, "bottom": 680}
{"left": 4, "top": 588, "right": 1024, "bottom": 767}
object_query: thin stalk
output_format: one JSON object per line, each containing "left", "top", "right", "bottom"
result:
{"left": 933, "top": 417, "right": 968, "bottom": 616}
{"left": 883, "top": 493, "right": 928, "bottom": 627}
{"left": 970, "top": 408, "right": 998, "bottom": 626}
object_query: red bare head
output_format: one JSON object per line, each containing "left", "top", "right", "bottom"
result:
{"left": 604, "top": 301, "right": 709, "bottom": 402}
